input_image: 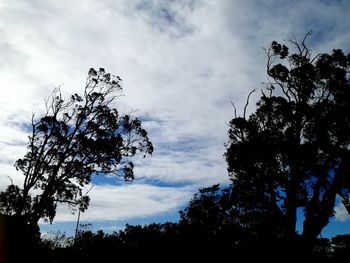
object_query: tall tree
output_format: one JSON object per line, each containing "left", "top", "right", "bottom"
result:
{"left": 225, "top": 33, "right": 350, "bottom": 240}
{"left": 0, "top": 68, "right": 153, "bottom": 225}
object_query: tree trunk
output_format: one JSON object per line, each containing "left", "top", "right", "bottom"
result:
{"left": 15, "top": 187, "right": 30, "bottom": 217}
{"left": 28, "top": 178, "right": 57, "bottom": 225}
{"left": 285, "top": 199, "right": 297, "bottom": 238}
{"left": 303, "top": 170, "right": 341, "bottom": 240}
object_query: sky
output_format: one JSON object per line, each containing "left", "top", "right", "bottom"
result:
{"left": 0, "top": 0, "right": 350, "bottom": 237}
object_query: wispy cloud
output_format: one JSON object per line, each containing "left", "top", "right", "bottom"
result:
{"left": 1, "top": 0, "right": 350, "bottom": 225}
{"left": 126, "top": 0, "right": 197, "bottom": 37}
{"left": 52, "top": 184, "right": 194, "bottom": 222}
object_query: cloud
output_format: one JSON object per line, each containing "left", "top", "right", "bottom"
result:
{"left": 52, "top": 184, "right": 194, "bottom": 222}
{"left": 1, "top": 0, "right": 350, "bottom": 227}
{"left": 335, "top": 203, "right": 350, "bottom": 222}
{"left": 133, "top": 140, "right": 230, "bottom": 187}
{"left": 125, "top": 0, "right": 197, "bottom": 37}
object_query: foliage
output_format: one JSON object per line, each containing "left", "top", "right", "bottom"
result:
{"left": 179, "top": 185, "right": 246, "bottom": 242}
{"left": 2, "top": 186, "right": 349, "bottom": 261}
{"left": 36, "top": 186, "right": 350, "bottom": 261}
{"left": 225, "top": 33, "right": 350, "bottom": 239}
{"left": 41, "top": 231, "right": 73, "bottom": 249}
{"left": 0, "top": 68, "right": 153, "bottom": 225}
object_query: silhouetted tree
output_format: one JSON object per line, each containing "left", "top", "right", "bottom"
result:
{"left": 0, "top": 68, "right": 153, "bottom": 226}
{"left": 179, "top": 185, "right": 242, "bottom": 241}
{"left": 178, "top": 184, "right": 285, "bottom": 256}
{"left": 178, "top": 185, "right": 234, "bottom": 250}
{"left": 331, "top": 234, "right": 350, "bottom": 260}
{"left": 225, "top": 32, "right": 350, "bottom": 241}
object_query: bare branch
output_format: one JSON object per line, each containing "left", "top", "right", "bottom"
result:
{"left": 230, "top": 101, "right": 237, "bottom": 118}
{"left": 243, "top": 89, "right": 256, "bottom": 119}
{"left": 6, "top": 176, "right": 14, "bottom": 185}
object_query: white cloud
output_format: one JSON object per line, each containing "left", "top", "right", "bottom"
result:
{"left": 335, "top": 203, "right": 350, "bottom": 222}
{"left": 133, "top": 142, "right": 230, "bottom": 187}
{"left": 52, "top": 184, "right": 194, "bottom": 222}
{"left": 1, "top": 0, "right": 350, "bottom": 226}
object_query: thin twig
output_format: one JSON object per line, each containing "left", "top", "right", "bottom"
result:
{"left": 6, "top": 176, "right": 13, "bottom": 185}
{"left": 243, "top": 89, "right": 256, "bottom": 119}
{"left": 230, "top": 101, "right": 237, "bottom": 118}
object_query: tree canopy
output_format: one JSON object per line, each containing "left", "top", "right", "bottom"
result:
{"left": 0, "top": 68, "right": 153, "bottom": 225}
{"left": 225, "top": 33, "right": 350, "bottom": 240}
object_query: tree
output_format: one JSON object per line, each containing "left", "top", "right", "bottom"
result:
{"left": 179, "top": 184, "right": 285, "bottom": 247}
{"left": 0, "top": 68, "right": 153, "bottom": 225}
{"left": 179, "top": 185, "right": 240, "bottom": 243}
{"left": 225, "top": 33, "right": 350, "bottom": 240}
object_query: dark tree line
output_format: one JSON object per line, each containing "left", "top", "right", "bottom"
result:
{"left": 1, "top": 34, "right": 350, "bottom": 262}
{"left": 38, "top": 185, "right": 350, "bottom": 261}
